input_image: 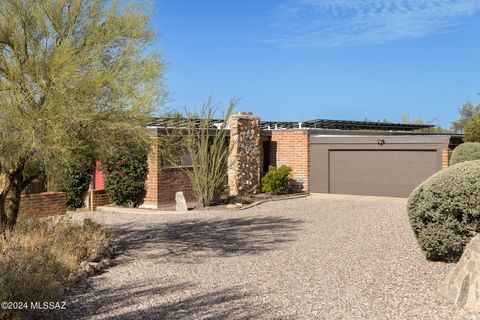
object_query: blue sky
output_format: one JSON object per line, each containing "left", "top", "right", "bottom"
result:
{"left": 152, "top": 0, "right": 480, "bottom": 128}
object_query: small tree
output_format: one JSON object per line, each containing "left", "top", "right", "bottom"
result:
{"left": 451, "top": 102, "right": 480, "bottom": 133}
{"left": 102, "top": 139, "right": 149, "bottom": 207}
{"left": 464, "top": 115, "right": 480, "bottom": 142}
{"left": 162, "top": 99, "right": 236, "bottom": 207}
{"left": 54, "top": 155, "right": 93, "bottom": 211}
{"left": 0, "top": 0, "right": 164, "bottom": 228}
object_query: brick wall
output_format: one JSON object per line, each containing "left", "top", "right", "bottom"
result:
{"left": 442, "top": 148, "right": 452, "bottom": 169}
{"left": 20, "top": 192, "right": 66, "bottom": 218}
{"left": 157, "top": 167, "right": 195, "bottom": 203}
{"left": 89, "top": 189, "right": 111, "bottom": 211}
{"left": 269, "top": 130, "right": 310, "bottom": 192}
{"left": 143, "top": 130, "right": 196, "bottom": 207}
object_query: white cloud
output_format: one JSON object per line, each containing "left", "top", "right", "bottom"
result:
{"left": 267, "top": 0, "right": 480, "bottom": 47}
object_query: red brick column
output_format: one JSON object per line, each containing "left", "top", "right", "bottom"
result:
{"left": 270, "top": 130, "right": 310, "bottom": 192}
{"left": 442, "top": 148, "right": 452, "bottom": 169}
{"left": 142, "top": 132, "right": 161, "bottom": 208}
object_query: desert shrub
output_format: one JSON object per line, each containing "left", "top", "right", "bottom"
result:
{"left": 407, "top": 160, "right": 480, "bottom": 261}
{"left": 56, "top": 162, "right": 92, "bottom": 210}
{"left": 450, "top": 142, "right": 480, "bottom": 165}
{"left": 261, "top": 165, "right": 292, "bottom": 194}
{"left": 0, "top": 218, "right": 113, "bottom": 313}
{"left": 102, "top": 143, "right": 149, "bottom": 207}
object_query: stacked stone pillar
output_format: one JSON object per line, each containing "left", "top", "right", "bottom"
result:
{"left": 228, "top": 112, "right": 261, "bottom": 196}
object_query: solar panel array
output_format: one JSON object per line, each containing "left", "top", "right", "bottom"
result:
{"left": 147, "top": 117, "right": 434, "bottom": 132}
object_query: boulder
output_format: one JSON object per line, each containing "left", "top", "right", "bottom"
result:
{"left": 84, "top": 263, "right": 95, "bottom": 276}
{"left": 175, "top": 191, "right": 188, "bottom": 212}
{"left": 440, "top": 234, "right": 480, "bottom": 311}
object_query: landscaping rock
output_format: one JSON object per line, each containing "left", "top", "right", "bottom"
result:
{"left": 89, "top": 262, "right": 100, "bottom": 271}
{"left": 85, "top": 264, "right": 95, "bottom": 276}
{"left": 100, "top": 258, "right": 112, "bottom": 268}
{"left": 175, "top": 191, "right": 188, "bottom": 212}
{"left": 439, "top": 234, "right": 480, "bottom": 311}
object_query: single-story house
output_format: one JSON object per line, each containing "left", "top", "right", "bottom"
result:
{"left": 88, "top": 112, "right": 462, "bottom": 209}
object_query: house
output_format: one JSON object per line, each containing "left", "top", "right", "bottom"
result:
{"left": 89, "top": 112, "right": 462, "bottom": 209}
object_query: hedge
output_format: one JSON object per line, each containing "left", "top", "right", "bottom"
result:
{"left": 407, "top": 160, "right": 480, "bottom": 261}
{"left": 450, "top": 142, "right": 480, "bottom": 165}
{"left": 102, "top": 145, "right": 149, "bottom": 207}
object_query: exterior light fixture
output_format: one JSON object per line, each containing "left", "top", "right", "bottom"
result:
{"left": 377, "top": 139, "right": 386, "bottom": 145}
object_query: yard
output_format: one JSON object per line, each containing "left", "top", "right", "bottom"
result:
{"left": 52, "top": 195, "right": 476, "bottom": 319}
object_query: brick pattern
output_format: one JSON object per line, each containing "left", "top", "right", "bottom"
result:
{"left": 90, "top": 189, "right": 111, "bottom": 211}
{"left": 442, "top": 148, "right": 452, "bottom": 169}
{"left": 143, "top": 135, "right": 161, "bottom": 207}
{"left": 143, "top": 131, "right": 196, "bottom": 207}
{"left": 269, "top": 130, "right": 310, "bottom": 192}
{"left": 20, "top": 192, "right": 66, "bottom": 218}
{"left": 157, "top": 167, "right": 195, "bottom": 203}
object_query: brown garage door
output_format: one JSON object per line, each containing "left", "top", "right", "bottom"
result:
{"left": 329, "top": 150, "right": 438, "bottom": 197}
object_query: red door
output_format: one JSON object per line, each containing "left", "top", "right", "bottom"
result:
{"left": 93, "top": 160, "right": 105, "bottom": 190}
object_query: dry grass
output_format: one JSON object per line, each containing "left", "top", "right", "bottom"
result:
{"left": 0, "top": 217, "right": 113, "bottom": 316}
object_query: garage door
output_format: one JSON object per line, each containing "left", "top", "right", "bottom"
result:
{"left": 329, "top": 150, "right": 438, "bottom": 197}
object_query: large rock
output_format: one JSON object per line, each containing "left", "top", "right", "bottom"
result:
{"left": 440, "top": 234, "right": 480, "bottom": 311}
{"left": 175, "top": 191, "right": 188, "bottom": 212}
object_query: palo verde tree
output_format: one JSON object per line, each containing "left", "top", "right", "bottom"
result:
{"left": 0, "top": 0, "right": 163, "bottom": 228}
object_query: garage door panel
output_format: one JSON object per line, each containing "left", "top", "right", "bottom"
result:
{"left": 329, "top": 150, "right": 438, "bottom": 197}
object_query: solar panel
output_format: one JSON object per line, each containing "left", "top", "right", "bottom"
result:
{"left": 147, "top": 117, "right": 434, "bottom": 132}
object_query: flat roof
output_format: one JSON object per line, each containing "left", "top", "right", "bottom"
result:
{"left": 148, "top": 117, "right": 434, "bottom": 132}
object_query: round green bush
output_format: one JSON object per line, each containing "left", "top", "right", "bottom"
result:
{"left": 261, "top": 165, "right": 292, "bottom": 194}
{"left": 407, "top": 160, "right": 480, "bottom": 261}
{"left": 102, "top": 145, "right": 148, "bottom": 207}
{"left": 56, "top": 162, "right": 92, "bottom": 211}
{"left": 450, "top": 142, "right": 480, "bottom": 165}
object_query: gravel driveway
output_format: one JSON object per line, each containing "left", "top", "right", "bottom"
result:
{"left": 53, "top": 194, "right": 477, "bottom": 319}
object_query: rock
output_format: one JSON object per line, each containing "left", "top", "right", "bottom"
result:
{"left": 175, "top": 191, "right": 188, "bottom": 212}
{"left": 76, "top": 269, "right": 88, "bottom": 280}
{"left": 226, "top": 204, "right": 237, "bottom": 209}
{"left": 85, "top": 263, "right": 95, "bottom": 276}
{"left": 89, "top": 262, "right": 100, "bottom": 271}
{"left": 80, "top": 260, "right": 89, "bottom": 269}
{"left": 235, "top": 202, "right": 243, "bottom": 208}
{"left": 101, "top": 258, "right": 112, "bottom": 268}
{"left": 439, "top": 234, "right": 480, "bottom": 311}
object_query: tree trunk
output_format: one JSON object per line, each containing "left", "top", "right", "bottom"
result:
{"left": 0, "top": 166, "right": 26, "bottom": 229}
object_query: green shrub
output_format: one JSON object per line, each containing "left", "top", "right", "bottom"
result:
{"left": 407, "top": 160, "right": 480, "bottom": 261}
{"left": 0, "top": 218, "right": 112, "bottom": 317}
{"left": 56, "top": 162, "right": 92, "bottom": 211}
{"left": 450, "top": 142, "right": 480, "bottom": 165}
{"left": 103, "top": 144, "right": 149, "bottom": 207}
{"left": 261, "top": 165, "right": 292, "bottom": 194}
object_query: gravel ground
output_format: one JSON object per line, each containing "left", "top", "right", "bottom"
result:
{"left": 50, "top": 194, "right": 478, "bottom": 319}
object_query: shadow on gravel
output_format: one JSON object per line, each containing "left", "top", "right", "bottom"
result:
{"left": 54, "top": 282, "right": 270, "bottom": 320}
{"left": 115, "top": 216, "right": 303, "bottom": 263}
